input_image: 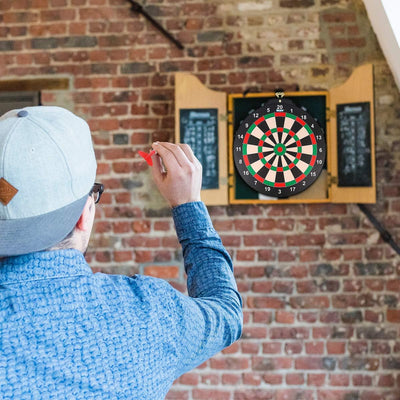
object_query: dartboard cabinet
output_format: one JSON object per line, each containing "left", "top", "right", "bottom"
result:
{"left": 175, "top": 64, "right": 376, "bottom": 205}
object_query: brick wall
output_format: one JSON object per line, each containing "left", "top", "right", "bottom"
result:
{"left": 1, "top": 0, "right": 400, "bottom": 399}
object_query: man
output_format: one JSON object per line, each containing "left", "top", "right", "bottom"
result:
{"left": 0, "top": 106, "right": 242, "bottom": 399}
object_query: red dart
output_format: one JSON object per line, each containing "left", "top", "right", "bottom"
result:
{"left": 138, "top": 149, "right": 156, "bottom": 166}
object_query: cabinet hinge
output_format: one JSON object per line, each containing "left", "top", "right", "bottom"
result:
{"left": 328, "top": 173, "right": 338, "bottom": 187}
{"left": 326, "top": 108, "right": 336, "bottom": 121}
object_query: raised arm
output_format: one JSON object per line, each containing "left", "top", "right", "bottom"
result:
{"left": 150, "top": 142, "right": 243, "bottom": 376}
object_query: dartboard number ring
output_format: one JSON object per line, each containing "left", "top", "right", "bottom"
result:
{"left": 234, "top": 98, "right": 326, "bottom": 198}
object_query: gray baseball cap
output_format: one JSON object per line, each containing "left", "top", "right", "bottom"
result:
{"left": 0, "top": 106, "right": 97, "bottom": 256}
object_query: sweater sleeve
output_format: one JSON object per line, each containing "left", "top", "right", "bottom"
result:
{"left": 169, "top": 201, "right": 243, "bottom": 377}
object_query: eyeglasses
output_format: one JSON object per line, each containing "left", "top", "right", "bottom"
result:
{"left": 89, "top": 182, "right": 104, "bottom": 204}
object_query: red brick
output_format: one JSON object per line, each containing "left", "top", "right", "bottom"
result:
{"left": 221, "top": 373, "right": 240, "bottom": 385}
{"left": 306, "top": 342, "right": 324, "bottom": 355}
{"left": 352, "top": 374, "right": 373, "bottom": 386}
{"left": 299, "top": 312, "right": 318, "bottom": 323}
{"left": 286, "top": 373, "right": 304, "bottom": 385}
{"left": 233, "top": 389, "right": 275, "bottom": 400}
{"left": 285, "top": 342, "right": 302, "bottom": 354}
{"left": 327, "top": 342, "right": 346, "bottom": 355}
{"left": 243, "top": 372, "right": 262, "bottom": 386}
{"left": 114, "top": 251, "right": 132, "bottom": 262}
{"left": 258, "top": 249, "right": 276, "bottom": 261}
{"left": 252, "top": 356, "right": 292, "bottom": 371}
{"left": 262, "top": 343, "right": 282, "bottom": 354}
{"left": 165, "top": 390, "right": 188, "bottom": 400}
{"left": 178, "top": 373, "right": 199, "bottom": 386}
{"left": 132, "top": 220, "right": 151, "bottom": 233}
{"left": 329, "top": 374, "right": 350, "bottom": 386}
{"left": 237, "top": 250, "right": 256, "bottom": 261}
{"left": 387, "top": 309, "right": 400, "bottom": 323}
{"left": 242, "top": 326, "right": 267, "bottom": 339}
{"left": 290, "top": 296, "right": 330, "bottom": 309}
{"left": 287, "top": 234, "right": 325, "bottom": 246}
{"left": 307, "top": 373, "right": 326, "bottom": 386}
{"left": 134, "top": 251, "right": 153, "bottom": 263}
{"left": 210, "top": 357, "right": 249, "bottom": 370}
{"left": 251, "top": 282, "right": 273, "bottom": 293}
{"left": 247, "top": 296, "right": 285, "bottom": 309}
{"left": 263, "top": 374, "right": 283, "bottom": 385}
{"left": 270, "top": 327, "right": 309, "bottom": 340}
{"left": 295, "top": 357, "right": 323, "bottom": 370}
{"left": 244, "top": 234, "right": 285, "bottom": 247}
{"left": 241, "top": 342, "right": 259, "bottom": 354}
{"left": 143, "top": 265, "right": 179, "bottom": 279}
{"left": 276, "top": 310, "right": 295, "bottom": 324}
{"left": 201, "top": 373, "right": 219, "bottom": 385}
{"left": 253, "top": 311, "right": 273, "bottom": 324}
{"left": 192, "top": 389, "right": 230, "bottom": 400}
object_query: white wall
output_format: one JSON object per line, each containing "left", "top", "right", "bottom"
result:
{"left": 363, "top": 0, "right": 400, "bottom": 91}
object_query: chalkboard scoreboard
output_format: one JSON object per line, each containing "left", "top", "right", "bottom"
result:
{"left": 337, "top": 102, "right": 371, "bottom": 187}
{"left": 179, "top": 108, "right": 219, "bottom": 190}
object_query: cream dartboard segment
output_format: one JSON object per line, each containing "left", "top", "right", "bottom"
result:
{"left": 233, "top": 93, "right": 326, "bottom": 198}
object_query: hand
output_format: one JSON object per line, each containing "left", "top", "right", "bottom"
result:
{"left": 151, "top": 142, "right": 202, "bottom": 207}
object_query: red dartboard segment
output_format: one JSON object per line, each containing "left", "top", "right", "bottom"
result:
{"left": 255, "top": 116, "right": 265, "bottom": 125}
{"left": 295, "top": 174, "right": 306, "bottom": 182}
{"left": 233, "top": 97, "right": 326, "bottom": 198}
{"left": 255, "top": 174, "right": 264, "bottom": 183}
{"left": 310, "top": 134, "right": 317, "bottom": 145}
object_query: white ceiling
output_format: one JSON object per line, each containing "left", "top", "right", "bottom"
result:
{"left": 363, "top": 0, "right": 400, "bottom": 90}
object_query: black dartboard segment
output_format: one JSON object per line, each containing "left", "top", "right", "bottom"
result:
{"left": 234, "top": 97, "right": 326, "bottom": 198}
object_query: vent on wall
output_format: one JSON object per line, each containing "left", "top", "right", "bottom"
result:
{"left": 0, "top": 91, "right": 40, "bottom": 116}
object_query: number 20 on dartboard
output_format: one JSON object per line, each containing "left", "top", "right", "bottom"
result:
{"left": 233, "top": 94, "right": 326, "bottom": 198}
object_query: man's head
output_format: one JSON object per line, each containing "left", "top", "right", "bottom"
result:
{"left": 0, "top": 106, "right": 97, "bottom": 257}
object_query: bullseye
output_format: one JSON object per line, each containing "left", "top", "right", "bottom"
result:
{"left": 274, "top": 143, "right": 286, "bottom": 156}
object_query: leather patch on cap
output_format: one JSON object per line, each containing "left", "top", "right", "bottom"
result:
{"left": 0, "top": 178, "right": 18, "bottom": 206}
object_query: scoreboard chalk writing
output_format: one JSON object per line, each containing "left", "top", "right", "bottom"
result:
{"left": 179, "top": 108, "right": 219, "bottom": 190}
{"left": 337, "top": 102, "right": 372, "bottom": 187}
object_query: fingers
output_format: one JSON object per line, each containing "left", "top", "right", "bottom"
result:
{"left": 153, "top": 142, "right": 189, "bottom": 168}
{"left": 152, "top": 142, "right": 200, "bottom": 170}
{"left": 178, "top": 143, "right": 196, "bottom": 163}
{"left": 151, "top": 142, "right": 179, "bottom": 173}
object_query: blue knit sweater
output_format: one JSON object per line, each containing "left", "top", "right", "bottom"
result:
{"left": 0, "top": 202, "right": 242, "bottom": 399}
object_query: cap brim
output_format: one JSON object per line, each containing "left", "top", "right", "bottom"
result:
{"left": 0, "top": 195, "right": 87, "bottom": 257}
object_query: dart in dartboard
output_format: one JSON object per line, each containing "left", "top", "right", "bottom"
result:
{"left": 233, "top": 91, "right": 326, "bottom": 198}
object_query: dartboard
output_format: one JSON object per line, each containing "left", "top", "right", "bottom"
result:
{"left": 234, "top": 96, "right": 326, "bottom": 198}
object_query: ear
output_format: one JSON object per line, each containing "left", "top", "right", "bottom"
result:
{"left": 75, "top": 196, "right": 94, "bottom": 232}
